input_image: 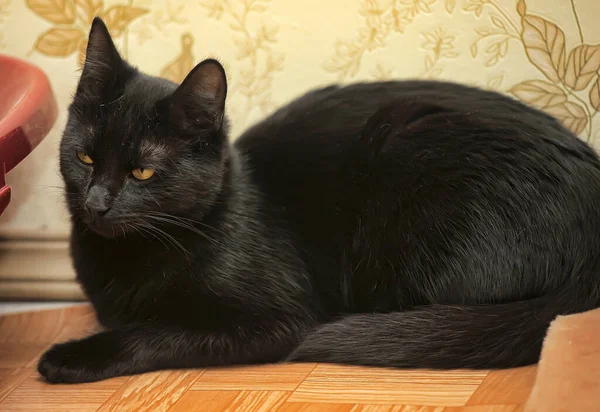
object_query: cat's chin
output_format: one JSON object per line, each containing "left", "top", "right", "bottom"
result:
{"left": 81, "top": 219, "right": 124, "bottom": 239}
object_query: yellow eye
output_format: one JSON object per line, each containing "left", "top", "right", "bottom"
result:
{"left": 132, "top": 168, "right": 155, "bottom": 181}
{"left": 77, "top": 151, "right": 93, "bottom": 165}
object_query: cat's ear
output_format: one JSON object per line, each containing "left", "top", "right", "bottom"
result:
{"left": 167, "top": 59, "right": 228, "bottom": 135}
{"left": 77, "top": 17, "right": 128, "bottom": 98}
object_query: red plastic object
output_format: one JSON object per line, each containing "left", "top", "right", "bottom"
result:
{"left": 0, "top": 55, "right": 58, "bottom": 216}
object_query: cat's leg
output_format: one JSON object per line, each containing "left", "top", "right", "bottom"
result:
{"left": 38, "top": 317, "right": 309, "bottom": 384}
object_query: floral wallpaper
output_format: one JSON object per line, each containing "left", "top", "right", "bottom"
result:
{"left": 0, "top": 0, "right": 599, "bottom": 237}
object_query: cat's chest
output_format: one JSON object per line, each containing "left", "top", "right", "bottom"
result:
{"left": 79, "top": 259, "right": 165, "bottom": 327}
{"left": 71, "top": 235, "right": 190, "bottom": 327}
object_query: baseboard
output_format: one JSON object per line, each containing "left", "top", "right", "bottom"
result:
{"left": 0, "top": 240, "right": 85, "bottom": 300}
{"left": 0, "top": 280, "right": 85, "bottom": 300}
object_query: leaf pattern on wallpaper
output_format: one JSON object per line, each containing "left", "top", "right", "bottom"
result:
{"left": 546, "top": 102, "right": 588, "bottom": 135}
{"left": 27, "top": 0, "right": 75, "bottom": 24}
{"left": 421, "top": 26, "right": 458, "bottom": 78}
{"left": 74, "top": 0, "right": 102, "bottom": 24}
{"left": 509, "top": 80, "right": 567, "bottom": 108}
{"left": 370, "top": 62, "right": 395, "bottom": 80}
{"left": 27, "top": 0, "right": 148, "bottom": 64}
{"left": 0, "top": 0, "right": 11, "bottom": 50}
{"left": 464, "top": 0, "right": 598, "bottom": 141}
{"left": 324, "top": 0, "right": 463, "bottom": 81}
{"left": 520, "top": 10, "right": 566, "bottom": 83}
{"left": 0, "top": 0, "right": 10, "bottom": 19}
{"left": 101, "top": 5, "right": 148, "bottom": 37}
{"left": 160, "top": 33, "right": 194, "bottom": 84}
{"left": 132, "top": 0, "right": 187, "bottom": 46}
{"left": 201, "top": 0, "right": 284, "bottom": 120}
{"left": 324, "top": 0, "right": 439, "bottom": 81}
{"left": 468, "top": 1, "right": 520, "bottom": 67}
{"left": 463, "top": 0, "right": 486, "bottom": 17}
{"left": 35, "top": 27, "right": 83, "bottom": 56}
{"left": 591, "top": 79, "right": 600, "bottom": 112}
{"left": 487, "top": 74, "right": 504, "bottom": 89}
{"left": 506, "top": 0, "right": 599, "bottom": 140}
{"left": 564, "top": 45, "right": 600, "bottom": 91}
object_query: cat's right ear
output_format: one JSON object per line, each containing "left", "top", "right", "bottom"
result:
{"left": 76, "top": 17, "right": 128, "bottom": 99}
{"left": 165, "top": 59, "right": 228, "bottom": 137}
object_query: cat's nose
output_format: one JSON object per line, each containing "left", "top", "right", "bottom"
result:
{"left": 84, "top": 185, "right": 112, "bottom": 218}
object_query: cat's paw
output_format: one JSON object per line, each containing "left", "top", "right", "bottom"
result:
{"left": 38, "top": 339, "right": 112, "bottom": 384}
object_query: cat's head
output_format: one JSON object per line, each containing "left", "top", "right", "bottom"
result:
{"left": 60, "top": 17, "right": 229, "bottom": 238}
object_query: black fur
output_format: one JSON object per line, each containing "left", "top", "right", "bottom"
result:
{"left": 38, "top": 18, "right": 600, "bottom": 383}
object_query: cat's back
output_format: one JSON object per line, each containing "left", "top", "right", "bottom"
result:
{"left": 236, "top": 80, "right": 560, "bottom": 149}
{"left": 234, "top": 80, "right": 600, "bottom": 309}
{"left": 234, "top": 79, "right": 595, "bottom": 203}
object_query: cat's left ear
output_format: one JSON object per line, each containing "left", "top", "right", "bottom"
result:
{"left": 77, "top": 17, "right": 128, "bottom": 99}
{"left": 167, "top": 59, "right": 228, "bottom": 135}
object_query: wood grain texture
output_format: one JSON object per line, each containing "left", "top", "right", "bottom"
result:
{"left": 288, "top": 364, "right": 489, "bottom": 406}
{"left": 0, "top": 306, "right": 537, "bottom": 411}
{"left": 467, "top": 367, "right": 537, "bottom": 406}
{"left": 0, "top": 342, "right": 49, "bottom": 368}
{"left": 170, "top": 390, "right": 290, "bottom": 412}
{"left": 193, "top": 364, "right": 316, "bottom": 391}
{"left": 445, "top": 406, "right": 519, "bottom": 412}
{"left": 0, "top": 309, "right": 66, "bottom": 343}
{"left": 0, "top": 373, "right": 128, "bottom": 412}
{"left": 355, "top": 407, "right": 445, "bottom": 412}
{"left": 278, "top": 404, "right": 445, "bottom": 411}
{"left": 169, "top": 390, "right": 242, "bottom": 412}
{"left": 0, "top": 368, "right": 33, "bottom": 402}
{"left": 97, "top": 371, "right": 200, "bottom": 412}
{"left": 224, "top": 391, "right": 290, "bottom": 411}
{"left": 276, "top": 402, "right": 355, "bottom": 411}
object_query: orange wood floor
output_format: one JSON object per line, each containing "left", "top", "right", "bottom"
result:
{"left": 0, "top": 305, "right": 536, "bottom": 411}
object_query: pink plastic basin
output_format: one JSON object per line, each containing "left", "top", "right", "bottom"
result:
{"left": 0, "top": 55, "right": 58, "bottom": 216}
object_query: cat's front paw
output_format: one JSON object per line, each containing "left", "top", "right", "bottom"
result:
{"left": 38, "top": 338, "right": 114, "bottom": 384}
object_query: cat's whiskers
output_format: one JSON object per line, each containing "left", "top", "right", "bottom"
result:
{"left": 144, "top": 188, "right": 162, "bottom": 209}
{"left": 134, "top": 224, "right": 169, "bottom": 250}
{"left": 149, "top": 211, "right": 226, "bottom": 238}
{"left": 38, "top": 185, "right": 69, "bottom": 193}
{"left": 128, "top": 223, "right": 147, "bottom": 241}
{"left": 141, "top": 213, "right": 220, "bottom": 245}
{"left": 134, "top": 221, "right": 191, "bottom": 259}
{"left": 119, "top": 224, "right": 127, "bottom": 239}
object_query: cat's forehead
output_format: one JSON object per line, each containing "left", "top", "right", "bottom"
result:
{"left": 138, "top": 138, "right": 174, "bottom": 161}
{"left": 100, "top": 72, "right": 175, "bottom": 123}
{"left": 124, "top": 72, "right": 177, "bottom": 103}
{"left": 97, "top": 115, "right": 173, "bottom": 164}
{"left": 96, "top": 74, "right": 175, "bottom": 144}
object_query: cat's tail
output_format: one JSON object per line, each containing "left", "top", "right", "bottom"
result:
{"left": 287, "top": 287, "right": 599, "bottom": 369}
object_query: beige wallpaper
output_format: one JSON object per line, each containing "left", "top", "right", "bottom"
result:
{"left": 0, "top": 0, "right": 599, "bottom": 238}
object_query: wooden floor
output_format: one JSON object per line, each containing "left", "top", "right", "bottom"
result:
{"left": 0, "top": 305, "right": 537, "bottom": 412}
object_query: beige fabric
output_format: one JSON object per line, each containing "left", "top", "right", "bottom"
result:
{"left": 524, "top": 307, "right": 600, "bottom": 412}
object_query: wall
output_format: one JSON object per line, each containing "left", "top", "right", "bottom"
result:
{"left": 0, "top": 0, "right": 599, "bottom": 297}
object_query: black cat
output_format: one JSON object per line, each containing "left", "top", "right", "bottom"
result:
{"left": 38, "top": 17, "right": 600, "bottom": 384}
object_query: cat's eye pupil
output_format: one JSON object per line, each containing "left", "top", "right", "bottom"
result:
{"left": 132, "top": 167, "right": 155, "bottom": 181}
{"left": 76, "top": 151, "right": 93, "bottom": 165}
